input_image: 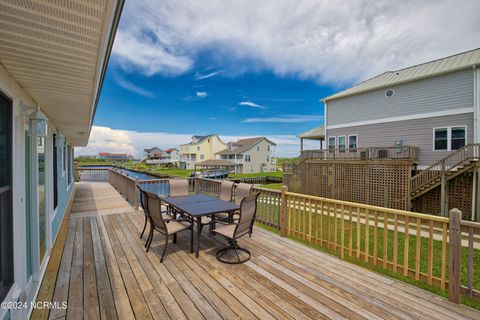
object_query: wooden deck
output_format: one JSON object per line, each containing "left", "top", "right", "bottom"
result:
{"left": 34, "top": 182, "right": 480, "bottom": 320}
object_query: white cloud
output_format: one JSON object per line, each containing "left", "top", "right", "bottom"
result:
{"left": 195, "top": 71, "right": 222, "bottom": 80}
{"left": 75, "top": 126, "right": 315, "bottom": 158}
{"left": 238, "top": 101, "right": 265, "bottom": 109}
{"left": 113, "top": 74, "right": 155, "bottom": 97}
{"left": 243, "top": 115, "right": 323, "bottom": 123}
{"left": 111, "top": 0, "right": 480, "bottom": 84}
{"left": 196, "top": 91, "right": 207, "bottom": 98}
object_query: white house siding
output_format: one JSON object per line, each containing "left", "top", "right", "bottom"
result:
{"left": 326, "top": 113, "right": 474, "bottom": 167}
{"left": 240, "top": 139, "right": 276, "bottom": 173}
{"left": 327, "top": 69, "right": 474, "bottom": 127}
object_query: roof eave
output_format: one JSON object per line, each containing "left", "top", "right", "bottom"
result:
{"left": 321, "top": 63, "right": 480, "bottom": 103}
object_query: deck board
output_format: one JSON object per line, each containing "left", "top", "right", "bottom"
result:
{"left": 33, "top": 182, "right": 480, "bottom": 320}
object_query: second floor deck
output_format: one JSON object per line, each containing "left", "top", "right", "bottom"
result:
{"left": 300, "top": 145, "right": 419, "bottom": 162}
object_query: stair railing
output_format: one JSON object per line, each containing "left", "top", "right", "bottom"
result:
{"left": 411, "top": 144, "right": 480, "bottom": 192}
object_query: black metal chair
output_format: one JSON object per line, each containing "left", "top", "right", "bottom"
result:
{"left": 212, "top": 193, "right": 260, "bottom": 264}
{"left": 143, "top": 190, "right": 193, "bottom": 262}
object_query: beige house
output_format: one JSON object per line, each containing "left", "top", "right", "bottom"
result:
{"left": 216, "top": 137, "right": 277, "bottom": 173}
{"left": 179, "top": 135, "right": 227, "bottom": 169}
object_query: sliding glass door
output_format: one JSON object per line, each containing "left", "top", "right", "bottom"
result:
{"left": 0, "top": 92, "right": 13, "bottom": 301}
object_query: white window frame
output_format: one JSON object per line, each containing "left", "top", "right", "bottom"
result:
{"left": 432, "top": 125, "right": 467, "bottom": 151}
{"left": 62, "top": 142, "right": 66, "bottom": 176}
{"left": 337, "top": 135, "right": 346, "bottom": 152}
{"left": 328, "top": 136, "right": 336, "bottom": 150}
{"left": 347, "top": 134, "right": 358, "bottom": 149}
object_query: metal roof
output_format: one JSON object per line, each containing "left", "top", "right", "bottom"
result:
{"left": 216, "top": 137, "right": 276, "bottom": 155}
{"left": 298, "top": 125, "right": 325, "bottom": 139}
{"left": 323, "top": 47, "right": 480, "bottom": 102}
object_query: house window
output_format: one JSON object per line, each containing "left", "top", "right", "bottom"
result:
{"left": 200, "top": 154, "right": 204, "bottom": 160}
{"left": 348, "top": 135, "right": 358, "bottom": 149}
{"left": 434, "top": 126, "right": 466, "bottom": 151}
{"left": 62, "top": 142, "right": 66, "bottom": 174}
{"left": 451, "top": 127, "right": 466, "bottom": 150}
{"left": 245, "top": 155, "right": 251, "bottom": 162}
{"left": 53, "top": 134, "right": 58, "bottom": 209}
{"left": 434, "top": 128, "right": 448, "bottom": 150}
{"left": 67, "top": 145, "right": 72, "bottom": 186}
{"left": 338, "top": 136, "right": 346, "bottom": 152}
{"left": 197, "top": 146, "right": 200, "bottom": 151}
{"left": 328, "top": 136, "right": 336, "bottom": 151}
{"left": 267, "top": 145, "right": 270, "bottom": 151}
{"left": 257, "top": 146, "right": 259, "bottom": 151}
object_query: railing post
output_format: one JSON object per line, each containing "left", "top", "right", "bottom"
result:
{"left": 280, "top": 186, "right": 288, "bottom": 237}
{"left": 134, "top": 177, "right": 139, "bottom": 210}
{"left": 448, "top": 208, "right": 462, "bottom": 304}
{"left": 194, "top": 177, "right": 199, "bottom": 194}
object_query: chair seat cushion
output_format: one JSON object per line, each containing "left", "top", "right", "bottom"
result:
{"left": 215, "top": 212, "right": 230, "bottom": 220}
{"left": 200, "top": 216, "right": 211, "bottom": 224}
{"left": 166, "top": 221, "right": 190, "bottom": 234}
{"left": 213, "top": 224, "right": 236, "bottom": 239}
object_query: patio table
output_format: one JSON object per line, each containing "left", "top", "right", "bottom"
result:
{"left": 160, "top": 194, "right": 239, "bottom": 258}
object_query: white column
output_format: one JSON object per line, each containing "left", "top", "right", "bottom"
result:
{"left": 474, "top": 67, "right": 480, "bottom": 143}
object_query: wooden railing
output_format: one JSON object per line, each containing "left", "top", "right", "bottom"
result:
{"left": 75, "top": 167, "right": 110, "bottom": 181}
{"left": 301, "top": 146, "right": 418, "bottom": 161}
{"left": 108, "top": 169, "right": 138, "bottom": 208}
{"left": 230, "top": 176, "right": 282, "bottom": 184}
{"left": 194, "top": 177, "right": 281, "bottom": 229}
{"left": 411, "top": 144, "right": 480, "bottom": 192}
{"left": 282, "top": 188, "right": 450, "bottom": 290}
{"left": 459, "top": 218, "right": 480, "bottom": 301}
{"left": 74, "top": 171, "right": 479, "bottom": 303}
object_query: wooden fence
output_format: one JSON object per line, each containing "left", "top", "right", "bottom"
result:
{"left": 74, "top": 169, "right": 479, "bottom": 304}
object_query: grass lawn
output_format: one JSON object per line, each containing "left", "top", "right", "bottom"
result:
{"left": 254, "top": 200, "right": 480, "bottom": 310}
{"left": 259, "top": 183, "right": 283, "bottom": 190}
{"left": 229, "top": 171, "right": 283, "bottom": 178}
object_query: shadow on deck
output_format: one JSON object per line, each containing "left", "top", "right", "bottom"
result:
{"left": 32, "top": 182, "right": 480, "bottom": 319}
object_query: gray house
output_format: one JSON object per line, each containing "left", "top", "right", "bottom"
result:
{"left": 321, "top": 48, "right": 480, "bottom": 169}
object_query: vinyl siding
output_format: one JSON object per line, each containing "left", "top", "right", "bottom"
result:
{"left": 327, "top": 69, "right": 473, "bottom": 126}
{"left": 326, "top": 113, "right": 473, "bottom": 167}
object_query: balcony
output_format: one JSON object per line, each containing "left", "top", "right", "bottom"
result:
{"left": 301, "top": 145, "right": 419, "bottom": 162}
{"left": 32, "top": 171, "right": 480, "bottom": 319}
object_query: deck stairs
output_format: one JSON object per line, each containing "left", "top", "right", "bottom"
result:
{"left": 411, "top": 144, "right": 480, "bottom": 199}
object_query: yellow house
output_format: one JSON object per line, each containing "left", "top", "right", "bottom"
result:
{"left": 179, "top": 135, "right": 227, "bottom": 169}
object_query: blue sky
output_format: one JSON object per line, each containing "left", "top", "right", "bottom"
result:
{"left": 95, "top": 67, "right": 332, "bottom": 136}
{"left": 77, "top": 0, "right": 480, "bottom": 157}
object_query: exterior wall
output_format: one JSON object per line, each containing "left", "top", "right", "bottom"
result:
{"left": 327, "top": 113, "right": 473, "bottom": 167}
{"left": 180, "top": 135, "right": 227, "bottom": 169}
{"left": 219, "top": 139, "right": 276, "bottom": 173}
{"left": 327, "top": 69, "right": 473, "bottom": 127}
{"left": 239, "top": 139, "right": 276, "bottom": 173}
{"left": 0, "top": 63, "right": 75, "bottom": 319}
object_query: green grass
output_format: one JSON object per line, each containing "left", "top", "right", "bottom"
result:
{"left": 229, "top": 171, "right": 283, "bottom": 178}
{"left": 259, "top": 183, "right": 283, "bottom": 190}
{"left": 117, "top": 162, "right": 194, "bottom": 177}
{"left": 253, "top": 200, "right": 480, "bottom": 310}
{"left": 75, "top": 157, "right": 113, "bottom": 166}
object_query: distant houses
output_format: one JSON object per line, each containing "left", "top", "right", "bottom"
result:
{"left": 143, "top": 147, "right": 179, "bottom": 165}
{"left": 216, "top": 137, "right": 276, "bottom": 173}
{"left": 98, "top": 152, "right": 132, "bottom": 161}
{"left": 179, "top": 135, "right": 227, "bottom": 169}
{"left": 143, "top": 135, "right": 277, "bottom": 173}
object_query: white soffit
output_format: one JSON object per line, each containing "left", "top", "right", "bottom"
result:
{"left": 0, "top": 0, "right": 122, "bottom": 146}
